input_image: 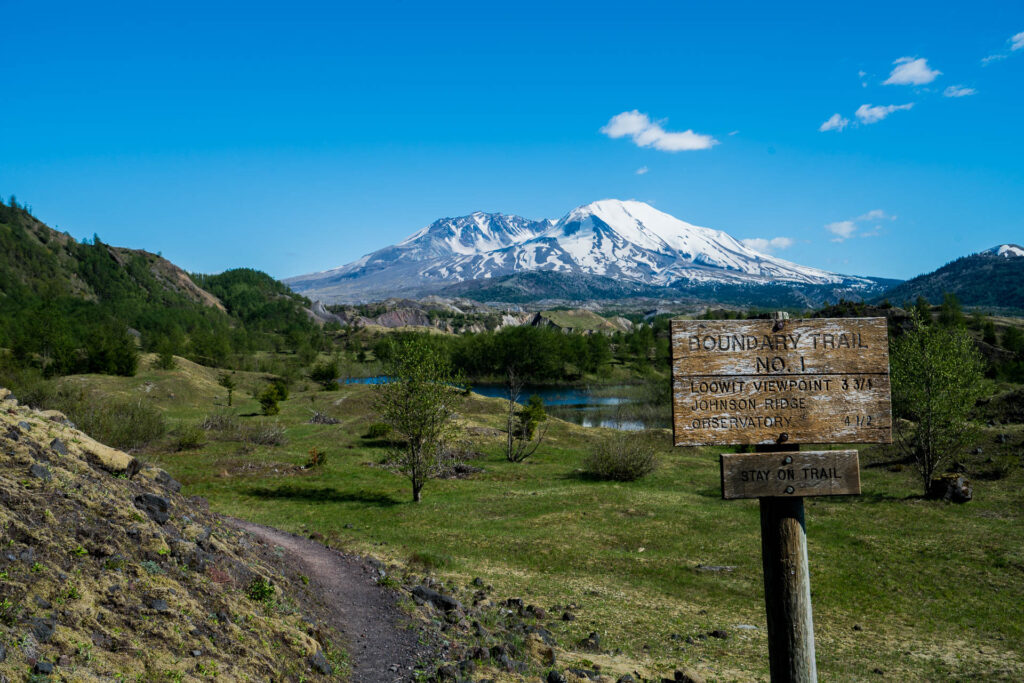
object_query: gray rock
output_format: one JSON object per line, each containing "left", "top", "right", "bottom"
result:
{"left": 134, "top": 493, "right": 171, "bottom": 524}
{"left": 0, "top": 642, "right": 4, "bottom": 662}
{"left": 30, "top": 616, "right": 56, "bottom": 643}
{"left": 928, "top": 475, "right": 973, "bottom": 503}
{"left": 33, "top": 661, "right": 54, "bottom": 675}
{"left": 696, "top": 564, "right": 735, "bottom": 572}
{"left": 155, "top": 470, "right": 181, "bottom": 493}
{"left": 50, "top": 438, "right": 68, "bottom": 455}
{"left": 578, "top": 631, "right": 601, "bottom": 651}
{"left": 29, "top": 464, "right": 52, "bottom": 482}
{"left": 435, "top": 664, "right": 458, "bottom": 680}
{"left": 17, "top": 421, "right": 31, "bottom": 431}
{"left": 674, "top": 669, "right": 705, "bottom": 683}
{"left": 412, "top": 585, "right": 463, "bottom": 612}
{"left": 191, "top": 650, "right": 202, "bottom": 657}
{"left": 526, "top": 604, "right": 548, "bottom": 619}
{"left": 708, "top": 629, "right": 729, "bottom": 640}
{"left": 527, "top": 625, "right": 557, "bottom": 646}
{"left": 150, "top": 599, "right": 169, "bottom": 612}
{"left": 308, "top": 650, "right": 332, "bottom": 675}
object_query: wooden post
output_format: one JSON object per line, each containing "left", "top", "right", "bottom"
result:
{"left": 757, "top": 443, "right": 817, "bottom": 683}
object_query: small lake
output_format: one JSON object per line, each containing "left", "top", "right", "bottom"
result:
{"left": 342, "top": 376, "right": 664, "bottom": 431}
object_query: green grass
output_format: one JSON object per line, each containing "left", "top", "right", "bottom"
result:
{"left": 75, "top": 361, "right": 1024, "bottom": 680}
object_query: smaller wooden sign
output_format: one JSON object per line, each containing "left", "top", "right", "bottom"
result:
{"left": 720, "top": 450, "right": 861, "bottom": 500}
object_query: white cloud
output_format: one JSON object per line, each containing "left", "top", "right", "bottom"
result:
{"left": 883, "top": 57, "right": 941, "bottom": 85}
{"left": 601, "top": 110, "right": 718, "bottom": 152}
{"left": 635, "top": 166, "right": 648, "bottom": 175}
{"left": 826, "top": 220, "right": 857, "bottom": 242}
{"left": 1013, "top": 31, "right": 1024, "bottom": 51}
{"left": 826, "top": 210, "right": 897, "bottom": 242}
{"left": 742, "top": 237, "right": 794, "bottom": 254}
{"left": 860, "top": 225, "right": 883, "bottom": 238}
{"left": 855, "top": 102, "right": 914, "bottom": 124}
{"left": 819, "top": 113, "right": 849, "bottom": 132}
{"left": 943, "top": 85, "right": 976, "bottom": 98}
{"left": 857, "top": 209, "right": 896, "bottom": 221}
{"left": 728, "top": 130, "right": 739, "bottom": 136}
{"left": 982, "top": 53, "right": 1007, "bottom": 66}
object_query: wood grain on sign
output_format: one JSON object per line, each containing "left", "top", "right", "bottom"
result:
{"left": 720, "top": 450, "right": 861, "bottom": 499}
{"left": 671, "top": 318, "right": 892, "bottom": 446}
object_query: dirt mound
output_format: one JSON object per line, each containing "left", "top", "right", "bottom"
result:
{"left": 0, "top": 387, "right": 342, "bottom": 680}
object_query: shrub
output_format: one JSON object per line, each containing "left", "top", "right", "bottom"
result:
{"left": 583, "top": 435, "right": 658, "bottom": 481}
{"left": 310, "top": 360, "right": 338, "bottom": 390}
{"left": 154, "top": 348, "right": 176, "bottom": 370}
{"left": 304, "top": 448, "right": 327, "bottom": 468}
{"left": 258, "top": 386, "right": 280, "bottom": 416}
{"left": 59, "top": 394, "right": 166, "bottom": 451}
{"left": 200, "top": 411, "right": 239, "bottom": 432}
{"left": 246, "top": 577, "right": 275, "bottom": 604}
{"left": 240, "top": 422, "right": 287, "bottom": 447}
{"left": 174, "top": 423, "right": 207, "bottom": 451}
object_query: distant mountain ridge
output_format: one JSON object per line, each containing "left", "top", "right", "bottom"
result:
{"left": 287, "top": 199, "right": 881, "bottom": 304}
{"left": 880, "top": 244, "right": 1024, "bottom": 311}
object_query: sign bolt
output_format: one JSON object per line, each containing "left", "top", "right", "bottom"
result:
{"left": 783, "top": 456, "right": 793, "bottom": 464}
{"left": 785, "top": 486, "right": 795, "bottom": 494}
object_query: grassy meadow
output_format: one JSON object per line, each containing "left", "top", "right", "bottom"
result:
{"left": 60, "top": 354, "right": 1024, "bottom": 681}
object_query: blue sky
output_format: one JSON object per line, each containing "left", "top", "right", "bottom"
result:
{"left": 1, "top": 1, "right": 1021, "bottom": 281}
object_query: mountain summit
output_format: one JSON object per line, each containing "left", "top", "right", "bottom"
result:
{"left": 981, "top": 244, "right": 1024, "bottom": 258}
{"left": 286, "top": 200, "right": 875, "bottom": 303}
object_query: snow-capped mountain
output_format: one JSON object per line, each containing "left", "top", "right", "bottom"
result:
{"left": 286, "top": 200, "right": 876, "bottom": 303}
{"left": 982, "top": 244, "right": 1024, "bottom": 258}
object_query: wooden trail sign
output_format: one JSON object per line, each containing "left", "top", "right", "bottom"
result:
{"left": 720, "top": 450, "right": 860, "bottom": 500}
{"left": 671, "top": 317, "right": 892, "bottom": 446}
{"left": 671, "top": 315, "right": 893, "bottom": 683}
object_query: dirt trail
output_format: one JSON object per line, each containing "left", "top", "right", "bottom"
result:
{"left": 230, "top": 519, "right": 431, "bottom": 682}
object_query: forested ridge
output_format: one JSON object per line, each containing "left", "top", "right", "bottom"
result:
{"left": 881, "top": 252, "right": 1024, "bottom": 310}
{"left": 0, "top": 201, "right": 326, "bottom": 376}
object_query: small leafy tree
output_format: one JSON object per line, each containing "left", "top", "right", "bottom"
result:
{"left": 938, "top": 292, "right": 965, "bottom": 328}
{"left": 155, "top": 345, "right": 176, "bottom": 370}
{"left": 504, "top": 370, "right": 547, "bottom": 462}
{"left": 258, "top": 380, "right": 287, "bottom": 416}
{"left": 913, "top": 296, "right": 932, "bottom": 324}
{"left": 374, "top": 338, "right": 463, "bottom": 502}
{"left": 218, "top": 372, "right": 236, "bottom": 406}
{"left": 891, "top": 314, "right": 986, "bottom": 495}
{"left": 309, "top": 360, "right": 338, "bottom": 390}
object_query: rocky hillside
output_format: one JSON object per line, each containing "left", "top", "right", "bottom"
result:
{"left": 0, "top": 387, "right": 342, "bottom": 680}
{"left": 0, "top": 203, "right": 223, "bottom": 312}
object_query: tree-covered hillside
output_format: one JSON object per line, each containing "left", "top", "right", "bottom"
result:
{"left": 881, "top": 252, "right": 1024, "bottom": 311}
{"left": 0, "top": 200, "right": 324, "bottom": 376}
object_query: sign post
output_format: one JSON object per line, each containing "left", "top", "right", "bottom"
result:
{"left": 671, "top": 315, "right": 891, "bottom": 683}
